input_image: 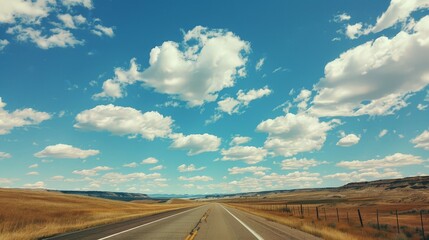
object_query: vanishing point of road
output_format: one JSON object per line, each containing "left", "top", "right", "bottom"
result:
{"left": 46, "top": 203, "right": 321, "bottom": 240}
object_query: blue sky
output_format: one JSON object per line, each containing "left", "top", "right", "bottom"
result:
{"left": 0, "top": 0, "right": 428, "bottom": 194}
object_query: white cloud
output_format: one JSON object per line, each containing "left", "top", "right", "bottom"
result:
{"left": 345, "top": 23, "right": 370, "bottom": 39}
{"left": 26, "top": 171, "right": 39, "bottom": 175}
{"left": 0, "top": 152, "right": 11, "bottom": 159}
{"left": 178, "top": 175, "right": 213, "bottom": 182}
{"left": 334, "top": 13, "right": 351, "bottom": 22}
{"left": 74, "top": 104, "right": 173, "bottom": 140}
{"left": 141, "top": 157, "right": 158, "bottom": 164}
{"left": 310, "top": 16, "right": 429, "bottom": 117}
{"left": 102, "top": 172, "right": 160, "bottom": 184}
{"left": 221, "top": 145, "right": 268, "bottom": 164}
{"left": 417, "top": 103, "right": 428, "bottom": 110}
{"left": 0, "top": 178, "right": 14, "bottom": 186}
{"left": 337, "top": 153, "right": 424, "bottom": 169}
{"left": 170, "top": 133, "right": 221, "bottom": 155}
{"left": 280, "top": 158, "right": 324, "bottom": 170}
{"left": 28, "top": 163, "right": 38, "bottom": 168}
{"left": 7, "top": 26, "right": 84, "bottom": 49}
{"left": 34, "top": 144, "right": 99, "bottom": 159}
{"left": 336, "top": 134, "right": 360, "bottom": 147}
{"left": 51, "top": 175, "right": 64, "bottom": 181}
{"left": 230, "top": 136, "right": 251, "bottom": 146}
{"left": 255, "top": 57, "right": 265, "bottom": 71}
{"left": 0, "top": 97, "right": 51, "bottom": 135}
{"left": 91, "top": 24, "right": 114, "bottom": 37}
{"left": 0, "top": 39, "right": 9, "bottom": 51}
{"left": 324, "top": 168, "right": 402, "bottom": 182}
{"left": 411, "top": 130, "right": 429, "bottom": 150}
{"left": 177, "top": 164, "right": 206, "bottom": 172}
{"left": 62, "top": 0, "right": 93, "bottom": 9}
{"left": 95, "top": 26, "right": 250, "bottom": 106}
{"left": 294, "top": 89, "right": 312, "bottom": 112}
{"left": 0, "top": 0, "right": 53, "bottom": 24}
{"left": 257, "top": 113, "right": 338, "bottom": 157}
{"left": 228, "top": 166, "right": 270, "bottom": 175}
{"left": 57, "top": 14, "right": 86, "bottom": 29}
{"left": 150, "top": 165, "right": 164, "bottom": 171}
{"left": 72, "top": 166, "right": 112, "bottom": 176}
{"left": 123, "top": 162, "right": 138, "bottom": 168}
{"left": 217, "top": 97, "right": 240, "bottom": 115}
{"left": 24, "top": 181, "right": 45, "bottom": 188}
{"left": 379, "top": 129, "right": 388, "bottom": 138}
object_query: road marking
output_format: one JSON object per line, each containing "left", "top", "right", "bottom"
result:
{"left": 220, "top": 204, "right": 264, "bottom": 240}
{"left": 98, "top": 206, "right": 206, "bottom": 240}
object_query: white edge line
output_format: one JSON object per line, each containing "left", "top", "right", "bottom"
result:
{"left": 220, "top": 204, "right": 264, "bottom": 240}
{"left": 98, "top": 205, "right": 205, "bottom": 240}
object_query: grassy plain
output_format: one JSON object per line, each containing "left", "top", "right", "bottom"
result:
{"left": 0, "top": 188, "right": 198, "bottom": 240}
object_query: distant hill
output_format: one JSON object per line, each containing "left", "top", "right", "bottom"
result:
{"left": 49, "top": 190, "right": 150, "bottom": 201}
{"left": 340, "top": 175, "right": 429, "bottom": 190}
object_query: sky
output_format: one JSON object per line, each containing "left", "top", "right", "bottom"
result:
{"left": 0, "top": 0, "right": 428, "bottom": 195}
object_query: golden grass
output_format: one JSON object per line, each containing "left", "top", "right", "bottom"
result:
{"left": 0, "top": 188, "right": 200, "bottom": 240}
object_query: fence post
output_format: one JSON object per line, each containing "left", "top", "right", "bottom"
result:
{"left": 376, "top": 209, "right": 380, "bottom": 230}
{"left": 300, "top": 204, "right": 304, "bottom": 218}
{"left": 421, "top": 210, "right": 425, "bottom": 240}
{"left": 316, "top": 207, "right": 319, "bottom": 220}
{"left": 358, "top": 209, "right": 364, "bottom": 227}
{"left": 324, "top": 208, "right": 327, "bottom": 221}
{"left": 336, "top": 208, "right": 340, "bottom": 223}
{"left": 396, "top": 210, "right": 400, "bottom": 234}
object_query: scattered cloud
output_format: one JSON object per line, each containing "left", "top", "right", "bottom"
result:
{"left": 221, "top": 145, "right": 268, "bottom": 164}
{"left": 177, "top": 164, "right": 206, "bottom": 172}
{"left": 123, "top": 162, "right": 138, "bottom": 168}
{"left": 34, "top": 144, "right": 99, "bottom": 159}
{"left": 150, "top": 165, "right": 164, "bottom": 171}
{"left": 257, "top": 113, "right": 339, "bottom": 156}
{"left": 334, "top": 13, "right": 351, "bottom": 22}
{"left": 0, "top": 39, "right": 9, "bottom": 51}
{"left": 178, "top": 175, "right": 213, "bottom": 182}
{"left": 94, "top": 26, "right": 250, "bottom": 106}
{"left": 255, "top": 57, "right": 265, "bottom": 71}
{"left": 141, "top": 157, "right": 159, "bottom": 164}
{"left": 0, "top": 97, "right": 51, "bottom": 135}
{"left": 26, "top": 171, "right": 39, "bottom": 175}
{"left": 170, "top": 133, "right": 221, "bottom": 155}
{"left": 24, "top": 181, "right": 45, "bottom": 189}
{"left": 102, "top": 172, "right": 160, "bottom": 184}
{"left": 74, "top": 104, "right": 173, "bottom": 140}
{"left": 228, "top": 166, "right": 270, "bottom": 175}
{"left": 411, "top": 130, "right": 429, "bottom": 150}
{"left": 51, "top": 175, "right": 64, "bottom": 181}
{"left": 325, "top": 168, "right": 402, "bottom": 182}
{"left": 379, "top": 129, "right": 388, "bottom": 138}
{"left": 28, "top": 163, "right": 38, "bottom": 168}
{"left": 91, "top": 24, "right": 114, "bottom": 37}
{"left": 281, "top": 158, "right": 325, "bottom": 170}
{"left": 0, "top": 152, "right": 11, "bottom": 159}
{"left": 417, "top": 104, "right": 427, "bottom": 111}
{"left": 337, "top": 153, "right": 424, "bottom": 169}
{"left": 230, "top": 135, "right": 251, "bottom": 146}
{"left": 337, "top": 133, "right": 360, "bottom": 147}
{"left": 72, "top": 166, "right": 112, "bottom": 176}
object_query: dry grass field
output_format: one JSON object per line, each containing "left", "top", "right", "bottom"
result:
{"left": 0, "top": 188, "right": 199, "bottom": 240}
{"left": 223, "top": 186, "right": 429, "bottom": 240}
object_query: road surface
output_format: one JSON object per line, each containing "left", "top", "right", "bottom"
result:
{"left": 46, "top": 203, "right": 321, "bottom": 240}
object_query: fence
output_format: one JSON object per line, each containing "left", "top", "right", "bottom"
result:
{"left": 234, "top": 202, "right": 428, "bottom": 239}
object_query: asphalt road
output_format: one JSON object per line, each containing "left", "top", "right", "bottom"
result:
{"left": 46, "top": 203, "right": 321, "bottom": 240}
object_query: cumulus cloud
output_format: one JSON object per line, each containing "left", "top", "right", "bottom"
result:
{"left": 221, "top": 145, "right": 268, "bottom": 164}
{"left": 230, "top": 135, "right": 251, "bottom": 146}
{"left": 334, "top": 13, "right": 351, "bottom": 22}
{"left": 411, "top": 130, "right": 429, "bottom": 150}
{"left": 72, "top": 166, "right": 112, "bottom": 176}
{"left": 0, "top": 0, "right": 53, "bottom": 24}
{"left": 217, "top": 97, "right": 240, "bottom": 115}
{"left": 94, "top": 26, "right": 250, "bottom": 106}
{"left": 170, "top": 133, "right": 221, "bottom": 155}
{"left": 417, "top": 103, "right": 428, "bottom": 110}
{"left": 324, "top": 168, "right": 402, "bottom": 182}
{"left": 57, "top": 14, "right": 86, "bottom": 29}
{"left": 28, "top": 163, "right": 38, "bottom": 168}
{"left": 337, "top": 153, "right": 424, "bottom": 169}
{"left": 336, "top": 134, "right": 360, "bottom": 147}
{"left": 123, "top": 162, "right": 138, "bottom": 168}
{"left": 379, "top": 129, "right": 388, "bottom": 138}
{"left": 62, "top": 0, "right": 93, "bottom": 9}
{"left": 91, "top": 24, "right": 114, "bottom": 37}
{"left": 149, "top": 165, "right": 164, "bottom": 171}
{"left": 178, "top": 175, "right": 213, "bottom": 182}
{"left": 0, "top": 152, "right": 11, "bottom": 159}
{"left": 294, "top": 89, "right": 312, "bottom": 112}
{"left": 257, "top": 113, "right": 338, "bottom": 157}
{"left": 141, "top": 157, "right": 159, "bottom": 164}
{"left": 102, "top": 172, "right": 160, "bottom": 184}
{"left": 280, "top": 158, "right": 325, "bottom": 170}
{"left": 177, "top": 164, "right": 206, "bottom": 172}
{"left": 310, "top": 16, "right": 429, "bottom": 117}
{"left": 34, "top": 144, "right": 99, "bottom": 159}
{"left": 24, "top": 181, "right": 45, "bottom": 188}
{"left": 74, "top": 104, "right": 173, "bottom": 140}
{"left": 228, "top": 166, "right": 270, "bottom": 175}
{"left": 0, "top": 97, "right": 51, "bottom": 135}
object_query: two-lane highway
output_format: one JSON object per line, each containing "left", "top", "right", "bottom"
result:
{"left": 46, "top": 203, "right": 321, "bottom": 240}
